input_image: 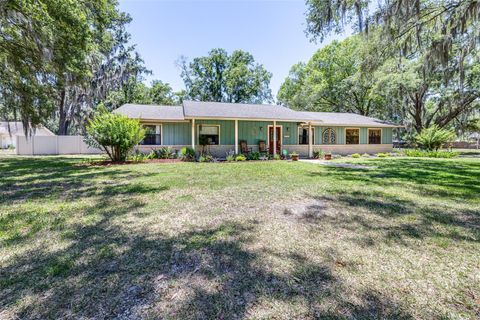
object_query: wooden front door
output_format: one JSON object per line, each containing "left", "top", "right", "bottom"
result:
{"left": 269, "top": 126, "right": 281, "bottom": 154}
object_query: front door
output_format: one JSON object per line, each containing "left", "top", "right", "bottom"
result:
{"left": 268, "top": 126, "right": 281, "bottom": 154}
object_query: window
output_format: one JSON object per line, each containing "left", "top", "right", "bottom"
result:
{"left": 199, "top": 125, "right": 219, "bottom": 145}
{"left": 140, "top": 125, "right": 161, "bottom": 145}
{"left": 368, "top": 129, "right": 381, "bottom": 144}
{"left": 322, "top": 128, "right": 336, "bottom": 144}
{"left": 298, "top": 127, "right": 315, "bottom": 145}
{"left": 345, "top": 128, "right": 359, "bottom": 144}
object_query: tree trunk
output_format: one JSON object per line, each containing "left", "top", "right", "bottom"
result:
{"left": 58, "top": 89, "right": 69, "bottom": 135}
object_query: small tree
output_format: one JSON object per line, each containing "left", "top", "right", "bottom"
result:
{"left": 416, "top": 125, "right": 455, "bottom": 151}
{"left": 85, "top": 105, "right": 145, "bottom": 162}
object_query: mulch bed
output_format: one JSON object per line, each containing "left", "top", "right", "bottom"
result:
{"left": 81, "top": 159, "right": 183, "bottom": 166}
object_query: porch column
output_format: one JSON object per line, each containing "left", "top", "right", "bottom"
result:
{"left": 273, "top": 120, "right": 277, "bottom": 155}
{"left": 191, "top": 119, "right": 195, "bottom": 150}
{"left": 308, "top": 122, "right": 313, "bottom": 158}
{"left": 234, "top": 119, "right": 239, "bottom": 154}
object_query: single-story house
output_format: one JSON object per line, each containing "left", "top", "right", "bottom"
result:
{"left": 115, "top": 101, "right": 402, "bottom": 157}
{"left": 0, "top": 122, "right": 55, "bottom": 149}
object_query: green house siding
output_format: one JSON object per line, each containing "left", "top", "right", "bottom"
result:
{"left": 360, "top": 127, "right": 368, "bottom": 144}
{"left": 162, "top": 122, "right": 191, "bottom": 145}
{"left": 238, "top": 121, "right": 269, "bottom": 145}
{"left": 382, "top": 127, "right": 393, "bottom": 144}
{"left": 148, "top": 121, "right": 393, "bottom": 146}
{"left": 278, "top": 122, "right": 297, "bottom": 145}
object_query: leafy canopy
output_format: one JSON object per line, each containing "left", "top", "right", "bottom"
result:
{"left": 180, "top": 48, "right": 273, "bottom": 104}
{"left": 85, "top": 105, "right": 145, "bottom": 162}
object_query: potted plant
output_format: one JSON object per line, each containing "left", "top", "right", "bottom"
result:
{"left": 290, "top": 152, "right": 299, "bottom": 161}
{"left": 323, "top": 152, "right": 332, "bottom": 160}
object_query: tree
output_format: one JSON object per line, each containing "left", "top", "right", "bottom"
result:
{"left": 85, "top": 105, "right": 145, "bottom": 162}
{"left": 0, "top": 0, "right": 148, "bottom": 135}
{"left": 102, "top": 78, "right": 180, "bottom": 110}
{"left": 278, "top": 35, "right": 385, "bottom": 116}
{"left": 304, "top": 0, "right": 480, "bottom": 131}
{"left": 149, "top": 80, "right": 178, "bottom": 105}
{"left": 179, "top": 49, "right": 273, "bottom": 103}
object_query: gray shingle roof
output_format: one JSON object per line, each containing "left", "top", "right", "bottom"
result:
{"left": 114, "top": 102, "right": 401, "bottom": 127}
{"left": 114, "top": 104, "right": 184, "bottom": 120}
{"left": 183, "top": 101, "right": 313, "bottom": 121}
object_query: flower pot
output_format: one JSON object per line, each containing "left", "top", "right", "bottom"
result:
{"left": 291, "top": 155, "right": 299, "bottom": 161}
{"left": 323, "top": 154, "right": 332, "bottom": 160}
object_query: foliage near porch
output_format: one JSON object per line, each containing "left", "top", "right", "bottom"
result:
{"left": 0, "top": 156, "right": 478, "bottom": 319}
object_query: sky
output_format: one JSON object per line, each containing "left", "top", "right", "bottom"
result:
{"left": 118, "top": 0, "right": 350, "bottom": 99}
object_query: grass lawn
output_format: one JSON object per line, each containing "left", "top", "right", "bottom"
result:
{"left": 0, "top": 156, "right": 479, "bottom": 319}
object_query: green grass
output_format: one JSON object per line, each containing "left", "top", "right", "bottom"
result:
{"left": 0, "top": 156, "right": 479, "bottom": 319}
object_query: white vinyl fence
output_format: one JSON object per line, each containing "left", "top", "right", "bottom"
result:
{"left": 16, "top": 136, "right": 102, "bottom": 155}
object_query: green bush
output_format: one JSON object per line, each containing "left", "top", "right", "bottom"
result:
{"left": 235, "top": 154, "right": 247, "bottom": 161}
{"left": 226, "top": 154, "right": 235, "bottom": 162}
{"left": 376, "top": 153, "right": 389, "bottom": 158}
{"left": 85, "top": 105, "right": 145, "bottom": 162}
{"left": 416, "top": 125, "right": 455, "bottom": 151}
{"left": 129, "top": 150, "right": 149, "bottom": 163}
{"left": 313, "top": 151, "right": 323, "bottom": 159}
{"left": 403, "top": 149, "right": 459, "bottom": 158}
{"left": 198, "top": 155, "right": 214, "bottom": 162}
{"left": 180, "top": 147, "right": 196, "bottom": 161}
{"left": 249, "top": 151, "right": 260, "bottom": 160}
{"left": 273, "top": 154, "right": 281, "bottom": 160}
{"left": 156, "top": 146, "right": 175, "bottom": 159}
{"left": 351, "top": 153, "right": 361, "bottom": 158}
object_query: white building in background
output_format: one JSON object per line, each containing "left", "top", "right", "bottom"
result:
{"left": 0, "top": 122, "right": 55, "bottom": 149}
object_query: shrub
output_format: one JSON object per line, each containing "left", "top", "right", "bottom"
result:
{"left": 226, "top": 154, "right": 235, "bottom": 162}
{"left": 313, "top": 151, "right": 323, "bottom": 159}
{"left": 273, "top": 154, "right": 281, "bottom": 160}
{"left": 129, "top": 150, "right": 148, "bottom": 163}
{"left": 249, "top": 151, "right": 260, "bottom": 160}
{"left": 198, "top": 155, "right": 214, "bottom": 162}
{"left": 416, "top": 125, "right": 455, "bottom": 151}
{"left": 85, "top": 105, "right": 145, "bottom": 162}
{"left": 377, "top": 153, "right": 389, "bottom": 158}
{"left": 180, "top": 147, "right": 196, "bottom": 161}
{"left": 235, "top": 154, "right": 247, "bottom": 161}
{"left": 156, "top": 146, "right": 175, "bottom": 159}
{"left": 351, "top": 153, "right": 361, "bottom": 158}
{"left": 403, "top": 149, "right": 459, "bottom": 158}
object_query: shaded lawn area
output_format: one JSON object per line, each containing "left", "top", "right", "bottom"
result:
{"left": 0, "top": 156, "right": 479, "bottom": 319}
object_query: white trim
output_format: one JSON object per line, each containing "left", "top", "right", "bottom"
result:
{"left": 298, "top": 126, "right": 315, "bottom": 145}
{"left": 344, "top": 127, "right": 360, "bottom": 145}
{"left": 267, "top": 124, "right": 282, "bottom": 154}
{"left": 197, "top": 124, "right": 221, "bottom": 146}
{"left": 367, "top": 128, "right": 382, "bottom": 145}
{"left": 234, "top": 119, "right": 238, "bottom": 154}
{"left": 191, "top": 119, "right": 195, "bottom": 149}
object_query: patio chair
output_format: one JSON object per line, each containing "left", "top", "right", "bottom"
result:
{"left": 239, "top": 140, "right": 252, "bottom": 155}
{"left": 258, "top": 140, "right": 268, "bottom": 153}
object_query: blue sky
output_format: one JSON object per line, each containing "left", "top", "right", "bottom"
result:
{"left": 118, "top": 0, "right": 350, "bottom": 99}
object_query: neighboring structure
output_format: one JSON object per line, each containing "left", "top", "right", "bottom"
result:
{"left": 0, "top": 122, "right": 55, "bottom": 149}
{"left": 115, "top": 101, "right": 402, "bottom": 157}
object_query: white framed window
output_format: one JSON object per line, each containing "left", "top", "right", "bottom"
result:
{"left": 198, "top": 124, "right": 220, "bottom": 145}
{"left": 368, "top": 128, "right": 382, "bottom": 144}
{"left": 298, "top": 127, "right": 315, "bottom": 145}
{"left": 345, "top": 128, "right": 360, "bottom": 144}
{"left": 141, "top": 124, "right": 162, "bottom": 145}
